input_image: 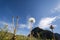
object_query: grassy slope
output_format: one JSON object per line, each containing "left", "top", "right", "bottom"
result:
{"left": 0, "top": 31, "right": 37, "bottom": 40}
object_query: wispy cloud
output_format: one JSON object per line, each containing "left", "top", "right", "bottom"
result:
{"left": 18, "top": 23, "right": 33, "bottom": 29}
{"left": 0, "top": 20, "right": 32, "bottom": 33}
{"left": 0, "top": 21, "right": 31, "bottom": 35}
{"left": 38, "top": 17, "right": 57, "bottom": 29}
{"left": 51, "top": 4, "right": 60, "bottom": 13}
{"left": 0, "top": 21, "right": 14, "bottom": 33}
{"left": 18, "top": 17, "right": 36, "bottom": 29}
{"left": 18, "top": 24, "right": 27, "bottom": 28}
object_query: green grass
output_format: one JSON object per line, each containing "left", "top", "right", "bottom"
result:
{"left": 0, "top": 31, "right": 37, "bottom": 40}
{"left": 0, "top": 31, "right": 54, "bottom": 40}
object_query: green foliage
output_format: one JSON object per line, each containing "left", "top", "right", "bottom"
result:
{"left": 0, "top": 28, "right": 36, "bottom": 40}
{"left": 0, "top": 26, "right": 60, "bottom": 40}
{"left": 0, "top": 24, "right": 37, "bottom": 40}
{"left": 30, "top": 27, "right": 60, "bottom": 40}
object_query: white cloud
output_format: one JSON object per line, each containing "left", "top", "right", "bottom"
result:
{"left": 0, "top": 21, "right": 14, "bottom": 33}
{"left": 18, "top": 17, "right": 36, "bottom": 29}
{"left": 0, "top": 21, "right": 33, "bottom": 33}
{"left": 0, "top": 21, "right": 8, "bottom": 25}
{"left": 51, "top": 4, "right": 60, "bottom": 13}
{"left": 28, "top": 23, "right": 32, "bottom": 29}
{"left": 18, "top": 24, "right": 27, "bottom": 28}
{"left": 0, "top": 21, "right": 28, "bottom": 33}
{"left": 18, "top": 23, "right": 33, "bottom": 29}
{"left": 38, "top": 17, "right": 57, "bottom": 29}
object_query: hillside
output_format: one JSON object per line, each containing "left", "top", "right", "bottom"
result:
{"left": 0, "top": 31, "right": 37, "bottom": 40}
{"left": 28, "top": 27, "right": 60, "bottom": 40}
{"left": 0, "top": 27, "right": 60, "bottom": 40}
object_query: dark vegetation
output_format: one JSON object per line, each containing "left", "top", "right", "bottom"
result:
{"left": 28, "top": 27, "right": 60, "bottom": 40}
{"left": 0, "top": 26, "right": 60, "bottom": 40}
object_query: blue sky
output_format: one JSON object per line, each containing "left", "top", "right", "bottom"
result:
{"left": 0, "top": 0, "right": 60, "bottom": 36}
